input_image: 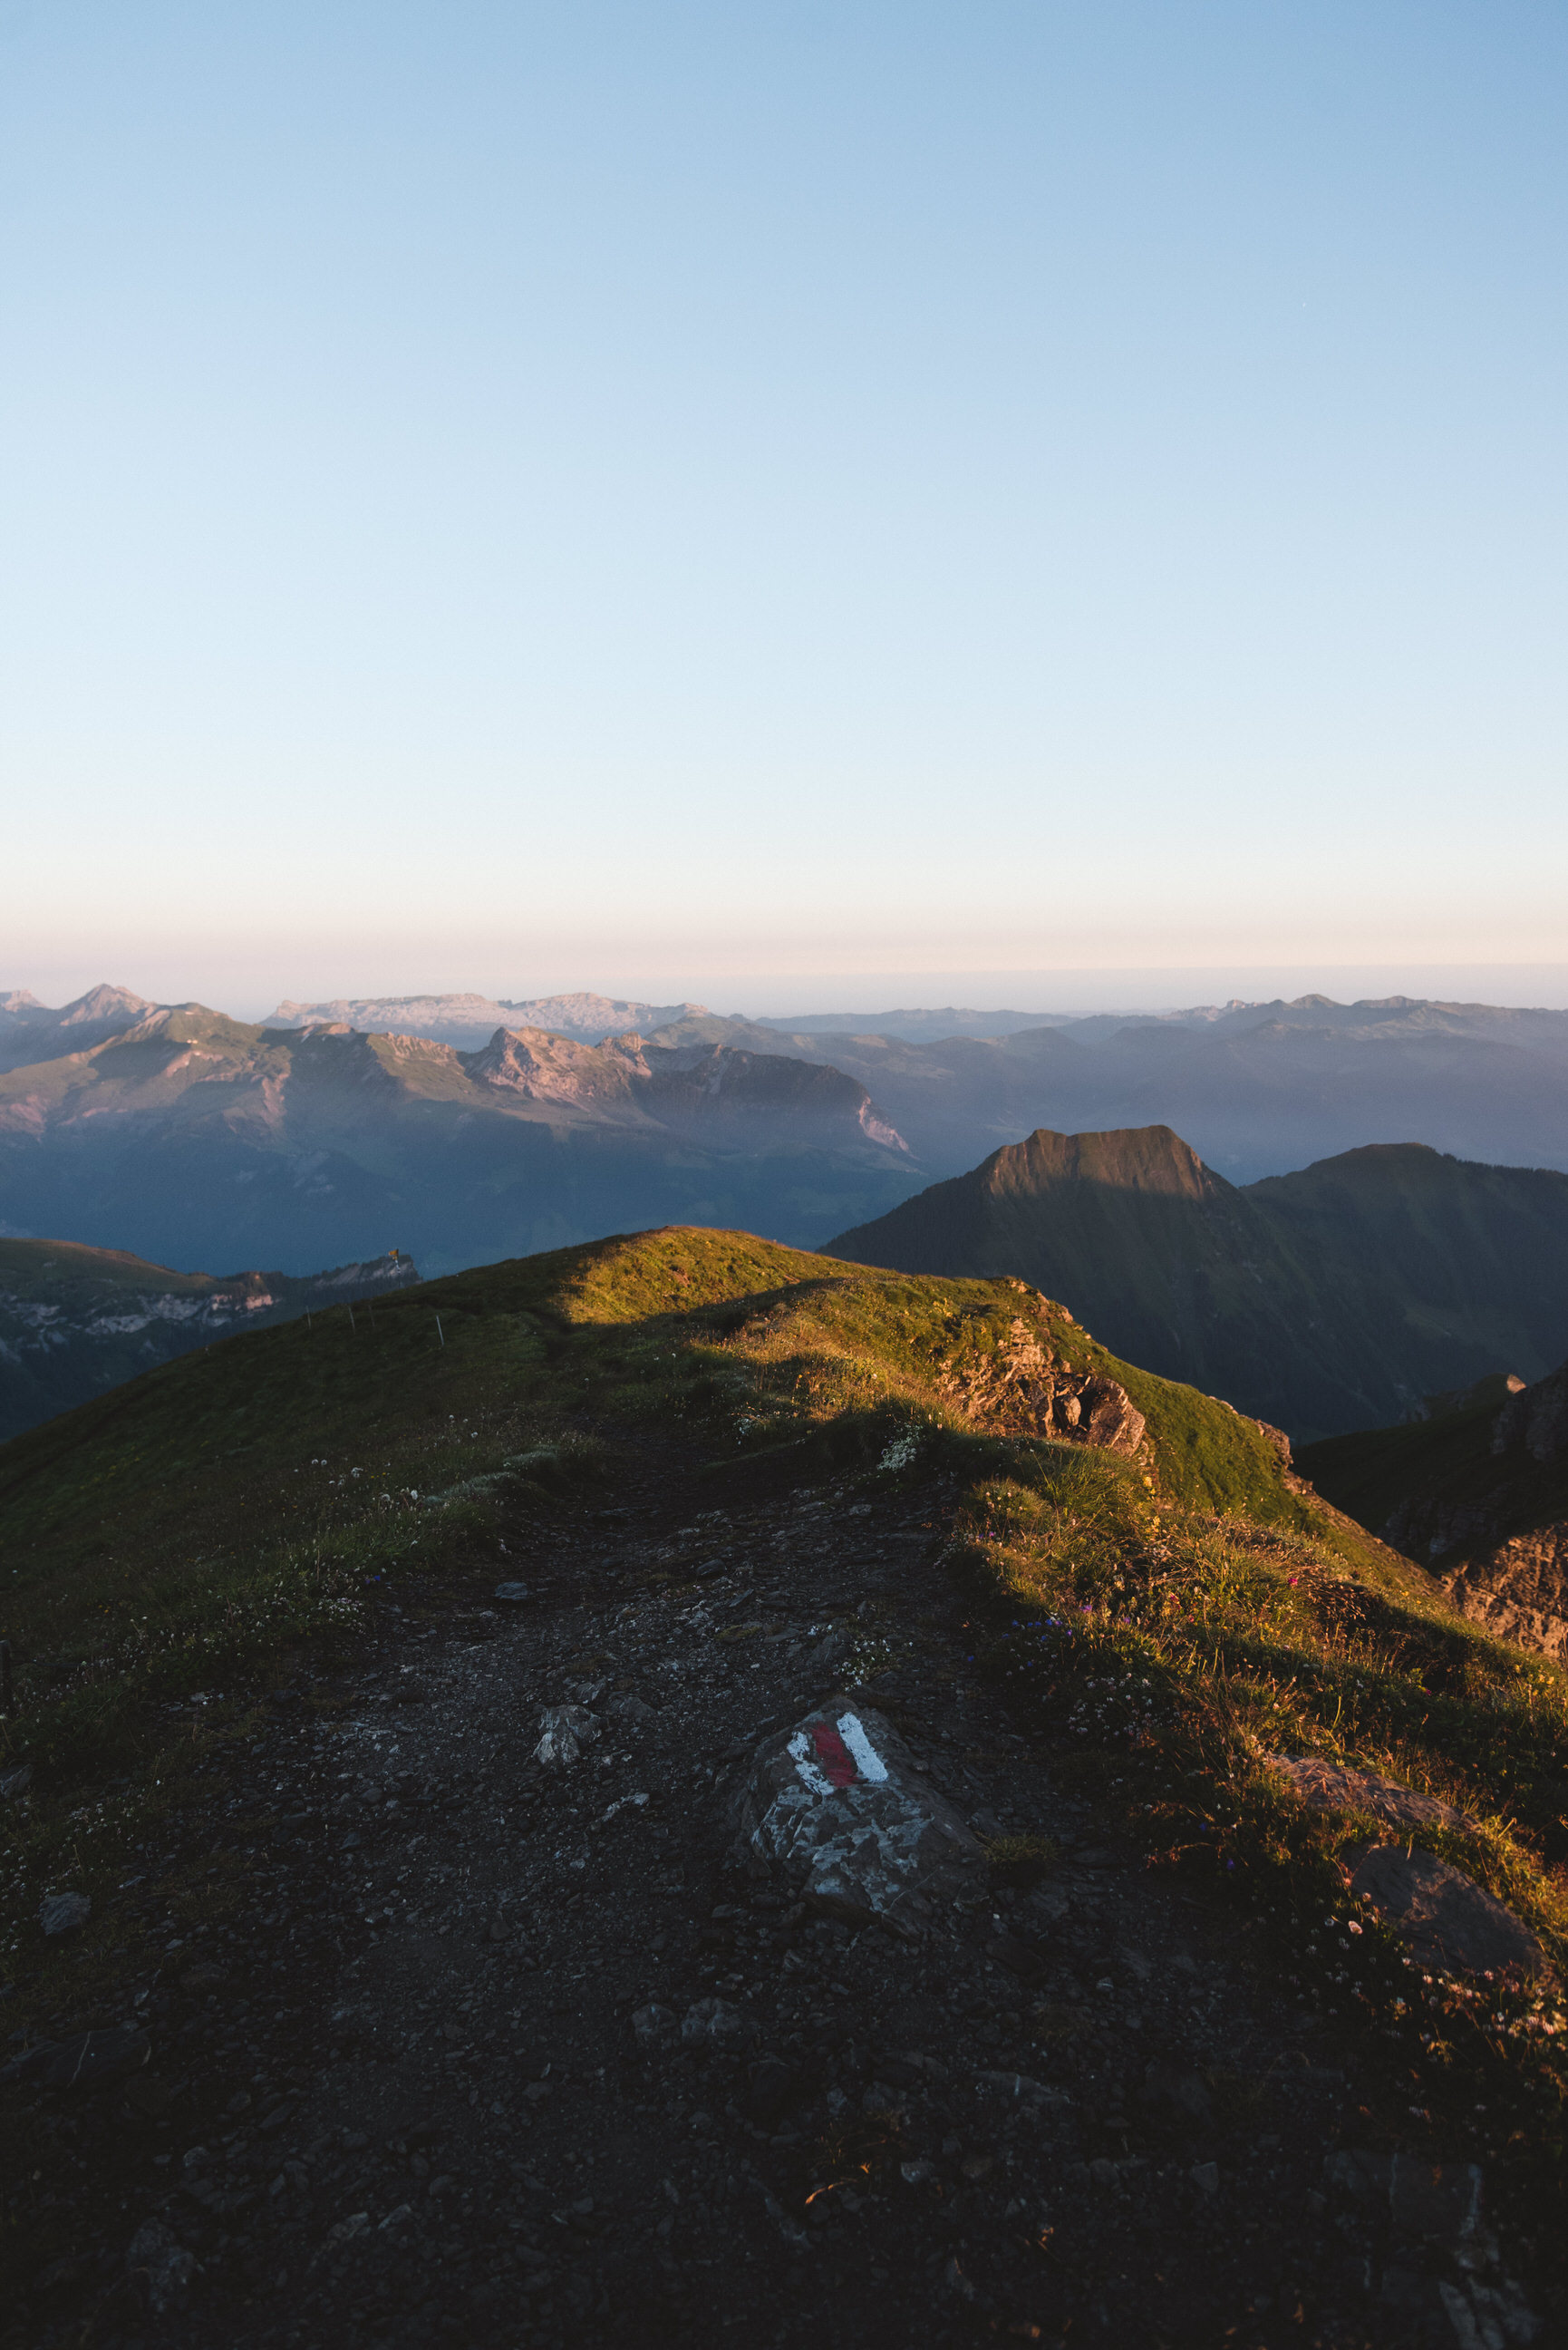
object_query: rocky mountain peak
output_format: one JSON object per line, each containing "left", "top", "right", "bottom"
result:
{"left": 1002, "top": 1123, "right": 1215, "bottom": 1199}
{"left": 59, "top": 984, "right": 152, "bottom": 1024}
{"left": 464, "top": 1026, "right": 653, "bottom": 1102}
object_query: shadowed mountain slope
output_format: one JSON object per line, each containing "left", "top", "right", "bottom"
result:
{"left": 825, "top": 1128, "right": 1568, "bottom": 1440}
{"left": 1301, "top": 1358, "right": 1568, "bottom": 1664}
{"left": 0, "top": 1237, "right": 419, "bottom": 1442}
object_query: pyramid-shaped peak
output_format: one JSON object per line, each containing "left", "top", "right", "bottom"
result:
{"left": 60, "top": 984, "right": 152, "bottom": 1024}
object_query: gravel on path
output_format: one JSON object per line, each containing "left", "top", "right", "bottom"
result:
{"left": 5, "top": 1450, "right": 1535, "bottom": 2350}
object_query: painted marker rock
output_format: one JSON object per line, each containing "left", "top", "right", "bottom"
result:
{"left": 727, "top": 1695, "right": 984, "bottom": 1928}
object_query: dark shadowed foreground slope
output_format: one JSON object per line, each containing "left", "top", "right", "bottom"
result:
{"left": 1, "top": 1229, "right": 1563, "bottom": 2349}
{"left": 0, "top": 1239, "right": 419, "bottom": 1442}
{"left": 825, "top": 1128, "right": 1568, "bottom": 1439}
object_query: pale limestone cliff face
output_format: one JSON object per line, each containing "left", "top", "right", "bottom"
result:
{"left": 466, "top": 1027, "right": 652, "bottom": 1106}
{"left": 267, "top": 992, "right": 708, "bottom": 1044}
{"left": 458, "top": 1029, "right": 910, "bottom": 1153}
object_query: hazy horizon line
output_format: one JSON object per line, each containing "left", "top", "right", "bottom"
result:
{"left": 9, "top": 960, "right": 1568, "bottom": 1024}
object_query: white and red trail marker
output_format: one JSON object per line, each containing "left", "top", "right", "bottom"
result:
{"left": 731, "top": 1697, "right": 983, "bottom": 1926}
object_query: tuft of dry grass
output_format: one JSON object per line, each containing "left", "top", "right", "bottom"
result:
{"left": 983, "top": 1831, "right": 1060, "bottom": 1887}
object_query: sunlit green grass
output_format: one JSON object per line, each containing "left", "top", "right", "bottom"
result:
{"left": 0, "top": 1219, "right": 1530, "bottom": 1792}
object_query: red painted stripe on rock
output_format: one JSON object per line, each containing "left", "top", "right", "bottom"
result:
{"left": 811, "top": 1723, "right": 857, "bottom": 1788}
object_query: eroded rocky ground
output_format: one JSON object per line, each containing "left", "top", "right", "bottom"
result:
{"left": 4, "top": 1450, "right": 1542, "bottom": 2350}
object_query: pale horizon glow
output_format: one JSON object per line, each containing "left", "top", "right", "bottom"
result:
{"left": 4, "top": 4, "right": 1566, "bottom": 991}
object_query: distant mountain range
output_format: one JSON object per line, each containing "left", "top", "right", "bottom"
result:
{"left": 826, "top": 1125, "right": 1568, "bottom": 1441}
{"left": 272, "top": 991, "right": 1568, "bottom": 1183}
{"left": 5, "top": 981, "right": 1568, "bottom": 1416}
{"left": 750, "top": 1005, "right": 1078, "bottom": 1041}
{"left": 0, "top": 984, "right": 159, "bottom": 1073}
{"left": 687, "top": 994, "right": 1568, "bottom": 1183}
{"left": 242, "top": 986, "right": 1568, "bottom": 1183}
{"left": 269, "top": 997, "right": 1081, "bottom": 1045}
{"left": 11, "top": 984, "right": 1568, "bottom": 1185}
{"left": 0, "top": 1238, "right": 418, "bottom": 1442}
{"left": 0, "top": 998, "right": 913, "bottom": 1279}
{"left": 266, "top": 991, "right": 709, "bottom": 1047}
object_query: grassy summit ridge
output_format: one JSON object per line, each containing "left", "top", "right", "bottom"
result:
{"left": 3, "top": 1224, "right": 1566, "bottom": 2234}
{"left": 1, "top": 1223, "right": 1314, "bottom": 1777}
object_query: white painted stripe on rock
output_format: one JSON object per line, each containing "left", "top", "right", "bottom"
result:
{"left": 787, "top": 1731, "right": 836, "bottom": 1798}
{"left": 837, "top": 1714, "right": 888, "bottom": 1782}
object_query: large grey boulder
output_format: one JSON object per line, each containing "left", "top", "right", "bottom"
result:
{"left": 125, "top": 2220, "right": 195, "bottom": 2316}
{"left": 727, "top": 1696, "right": 984, "bottom": 1928}
{"left": 1265, "top": 1755, "right": 1477, "bottom": 1835}
{"left": 1323, "top": 2148, "right": 1485, "bottom": 2242}
{"left": 1347, "top": 1844, "right": 1549, "bottom": 1978}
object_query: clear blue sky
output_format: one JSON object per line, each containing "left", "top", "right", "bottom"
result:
{"left": 4, "top": 2, "right": 1566, "bottom": 1014}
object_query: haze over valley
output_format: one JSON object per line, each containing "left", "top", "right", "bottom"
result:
{"left": 7, "top": 982, "right": 1568, "bottom": 1273}
{"left": 239, "top": 986, "right": 1568, "bottom": 1185}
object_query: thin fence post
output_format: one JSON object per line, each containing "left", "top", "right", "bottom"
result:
{"left": 348, "top": 1304, "right": 357, "bottom": 1334}
{"left": 436, "top": 1315, "right": 444, "bottom": 1347}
